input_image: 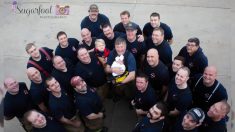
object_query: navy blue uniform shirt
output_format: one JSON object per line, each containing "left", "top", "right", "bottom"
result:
{"left": 114, "top": 22, "right": 142, "bottom": 35}
{"left": 49, "top": 90, "right": 76, "bottom": 120}
{"left": 199, "top": 115, "right": 227, "bottom": 132}
{"left": 178, "top": 46, "right": 208, "bottom": 77}
{"left": 145, "top": 38, "right": 172, "bottom": 67}
{"left": 51, "top": 59, "right": 75, "bottom": 96}
{"left": 55, "top": 38, "right": 79, "bottom": 65}
{"left": 173, "top": 111, "right": 198, "bottom": 132}
{"left": 133, "top": 116, "right": 164, "bottom": 132}
{"left": 81, "top": 14, "right": 110, "bottom": 37}
{"left": 143, "top": 22, "right": 173, "bottom": 41}
{"left": 133, "top": 84, "right": 158, "bottom": 111}
{"left": 98, "top": 31, "right": 125, "bottom": 51}
{"left": 192, "top": 74, "right": 228, "bottom": 112}
{"left": 33, "top": 115, "right": 66, "bottom": 132}
{"left": 75, "top": 87, "right": 103, "bottom": 117}
{"left": 4, "top": 82, "right": 33, "bottom": 119}
{"left": 124, "top": 35, "right": 147, "bottom": 67}
{"left": 75, "top": 53, "right": 107, "bottom": 87}
{"left": 81, "top": 37, "right": 96, "bottom": 51}
{"left": 107, "top": 50, "right": 136, "bottom": 73}
{"left": 143, "top": 60, "right": 170, "bottom": 92}
{"left": 167, "top": 78, "right": 192, "bottom": 113}
{"left": 27, "top": 47, "right": 54, "bottom": 77}
{"left": 30, "top": 81, "right": 49, "bottom": 107}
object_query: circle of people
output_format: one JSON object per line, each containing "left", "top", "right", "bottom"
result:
{"left": 3, "top": 3, "right": 230, "bottom": 132}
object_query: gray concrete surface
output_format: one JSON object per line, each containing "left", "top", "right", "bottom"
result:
{"left": 0, "top": 0, "right": 234, "bottom": 132}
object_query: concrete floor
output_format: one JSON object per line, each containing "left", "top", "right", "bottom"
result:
{"left": 0, "top": 0, "right": 234, "bottom": 132}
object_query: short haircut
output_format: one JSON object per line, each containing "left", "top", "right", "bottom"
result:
{"left": 77, "top": 46, "right": 88, "bottom": 55}
{"left": 120, "top": 10, "right": 130, "bottom": 17}
{"left": 150, "top": 12, "right": 160, "bottom": 19}
{"left": 219, "top": 100, "right": 231, "bottom": 115}
{"left": 115, "top": 37, "right": 126, "bottom": 46}
{"left": 25, "top": 43, "right": 36, "bottom": 52}
{"left": 101, "top": 23, "right": 112, "bottom": 29}
{"left": 52, "top": 55, "right": 62, "bottom": 64}
{"left": 153, "top": 27, "right": 164, "bottom": 35}
{"left": 188, "top": 37, "right": 200, "bottom": 46}
{"left": 95, "top": 39, "right": 106, "bottom": 47}
{"left": 136, "top": 71, "right": 149, "bottom": 82}
{"left": 23, "top": 109, "right": 37, "bottom": 126}
{"left": 56, "top": 31, "right": 67, "bottom": 39}
{"left": 155, "top": 102, "right": 168, "bottom": 117}
{"left": 174, "top": 56, "right": 185, "bottom": 66}
{"left": 179, "top": 66, "right": 190, "bottom": 77}
{"left": 45, "top": 76, "right": 54, "bottom": 88}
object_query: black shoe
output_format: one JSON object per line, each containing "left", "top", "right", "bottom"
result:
{"left": 101, "top": 126, "right": 108, "bottom": 132}
{"left": 112, "top": 95, "right": 121, "bottom": 103}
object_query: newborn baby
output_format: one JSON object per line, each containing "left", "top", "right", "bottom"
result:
{"left": 111, "top": 55, "right": 126, "bottom": 77}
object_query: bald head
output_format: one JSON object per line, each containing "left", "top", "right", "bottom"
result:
{"left": 81, "top": 28, "right": 90, "bottom": 35}
{"left": 205, "top": 66, "right": 217, "bottom": 75}
{"left": 146, "top": 48, "right": 159, "bottom": 67}
{"left": 207, "top": 101, "right": 230, "bottom": 121}
{"left": 4, "top": 77, "right": 19, "bottom": 95}
{"left": 203, "top": 66, "right": 217, "bottom": 87}
{"left": 81, "top": 28, "right": 92, "bottom": 43}
{"left": 26, "top": 67, "right": 42, "bottom": 83}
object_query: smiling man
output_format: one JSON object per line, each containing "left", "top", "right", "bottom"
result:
{"left": 200, "top": 101, "right": 230, "bottom": 132}
{"left": 114, "top": 10, "right": 142, "bottom": 36}
{"left": 26, "top": 43, "right": 54, "bottom": 78}
{"left": 192, "top": 66, "right": 228, "bottom": 112}
{"left": 71, "top": 76, "right": 107, "bottom": 132}
{"left": 131, "top": 72, "right": 157, "bottom": 117}
{"left": 24, "top": 109, "right": 66, "bottom": 132}
{"left": 133, "top": 102, "right": 168, "bottom": 132}
{"left": 45, "top": 77, "right": 84, "bottom": 132}
{"left": 178, "top": 37, "right": 208, "bottom": 77}
{"left": 80, "top": 4, "right": 110, "bottom": 37}
{"left": 145, "top": 27, "right": 172, "bottom": 67}
{"left": 55, "top": 31, "right": 80, "bottom": 65}
{"left": 143, "top": 12, "right": 173, "bottom": 44}
{"left": 76, "top": 47, "right": 108, "bottom": 100}
{"left": 166, "top": 67, "right": 192, "bottom": 117}
{"left": 173, "top": 107, "right": 205, "bottom": 132}
{"left": 4, "top": 77, "right": 34, "bottom": 132}
{"left": 165, "top": 67, "right": 192, "bottom": 131}
{"left": 143, "top": 48, "right": 170, "bottom": 100}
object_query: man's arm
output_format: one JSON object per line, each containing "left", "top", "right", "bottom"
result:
{"left": 105, "top": 64, "right": 125, "bottom": 75}
{"left": 168, "top": 108, "right": 180, "bottom": 117}
{"left": 121, "top": 71, "right": 135, "bottom": 84}
{"left": 59, "top": 116, "right": 81, "bottom": 128}
{"left": 38, "top": 102, "right": 49, "bottom": 113}
{"left": 161, "top": 85, "right": 168, "bottom": 99}
{"left": 105, "top": 65, "right": 112, "bottom": 74}
{"left": 136, "top": 109, "right": 148, "bottom": 115}
{"left": 97, "top": 56, "right": 106, "bottom": 67}
{"left": 86, "top": 112, "right": 103, "bottom": 120}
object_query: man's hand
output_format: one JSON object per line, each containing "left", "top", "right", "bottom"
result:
{"left": 137, "top": 35, "right": 144, "bottom": 42}
{"left": 112, "top": 67, "right": 125, "bottom": 75}
{"left": 73, "top": 120, "right": 81, "bottom": 128}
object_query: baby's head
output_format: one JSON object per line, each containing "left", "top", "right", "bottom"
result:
{"left": 95, "top": 39, "right": 106, "bottom": 52}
